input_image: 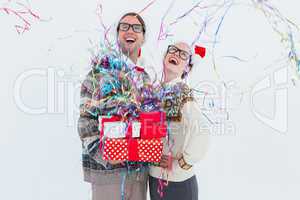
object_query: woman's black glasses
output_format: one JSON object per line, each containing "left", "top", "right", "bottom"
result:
{"left": 167, "top": 45, "right": 191, "bottom": 61}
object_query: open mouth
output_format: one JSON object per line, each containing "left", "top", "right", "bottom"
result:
{"left": 168, "top": 57, "right": 179, "bottom": 65}
{"left": 125, "top": 37, "right": 136, "bottom": 44}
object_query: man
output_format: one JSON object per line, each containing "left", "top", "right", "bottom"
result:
{"left": 78, "top": 12, "right": 150, "bottom": 200}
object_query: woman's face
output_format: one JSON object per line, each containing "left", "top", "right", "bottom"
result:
{"left": 163, "top": 42, "right": 191, "bottom": 79}
{"left": 117, "top": 15, "right": 145, "bottom": 56}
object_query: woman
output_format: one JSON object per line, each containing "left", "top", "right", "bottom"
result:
{"left": 78, "top": 12, "right": 150, "bottom": 200}
{"left": 149, "top": 42, "right": 210, "bottom": 200}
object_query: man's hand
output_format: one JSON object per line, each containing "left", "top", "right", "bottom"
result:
{"left": 108, "top": 159, "right": 124, "bottom": 165}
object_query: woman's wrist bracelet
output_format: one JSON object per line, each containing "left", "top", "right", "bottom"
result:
{"left": 178, "top": 155, "right": 192, "bottom": 170}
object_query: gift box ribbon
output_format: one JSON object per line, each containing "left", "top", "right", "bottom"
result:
{"left": 128, "top": 139, "right": 139, "bottom": 161}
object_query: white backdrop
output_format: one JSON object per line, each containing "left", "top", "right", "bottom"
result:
{"left": 1, "top": 0, "right": 299, "bottom": 199}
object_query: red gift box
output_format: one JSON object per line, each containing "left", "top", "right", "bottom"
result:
{"left": 102, "top": 138, "right": 163, "bottom": 162}
{"left": 99, "top": 112, "right": 166, "bottom": 163}
{"left": 139, "top": 112, "right": 167, "bottom": 139}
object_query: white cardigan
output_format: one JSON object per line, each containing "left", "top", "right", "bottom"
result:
{"left": 149, "top": 79, "right": 210, "bottom": 182}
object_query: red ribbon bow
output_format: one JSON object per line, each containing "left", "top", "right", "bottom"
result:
{"left": 135, "top": 66, "right": 144, "bottom": 72}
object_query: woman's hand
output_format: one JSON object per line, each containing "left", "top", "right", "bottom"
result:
{"left": 159, "top": 154, "right": 174, "bottom": 169}
{"left": 175, "top": 152, "right": 183, "bottom": 160}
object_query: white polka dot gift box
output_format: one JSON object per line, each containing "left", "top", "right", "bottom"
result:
{"left": 102, "top": 138, "right": 163, "bottom": 163}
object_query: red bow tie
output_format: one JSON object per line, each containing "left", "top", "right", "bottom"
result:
{"left": 135, "top": 66, "right": 144, "bottom": 72}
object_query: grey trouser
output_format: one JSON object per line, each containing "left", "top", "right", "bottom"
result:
{"left": 149, "top": 175, "right": 198, "bottom": 200}
{"left": 92, "top": 179, "right": 148, "bottom": 200}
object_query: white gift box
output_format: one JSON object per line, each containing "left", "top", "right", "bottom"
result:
{"left": 99, "top": 116, "right": 141, "bottom": 138}
{"left": 103, "top": 122, "right": 127, "bottom": 138}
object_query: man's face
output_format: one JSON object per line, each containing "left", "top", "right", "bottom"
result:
{"left": 117, "top": 16, "right": 145, "bottom": 56}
